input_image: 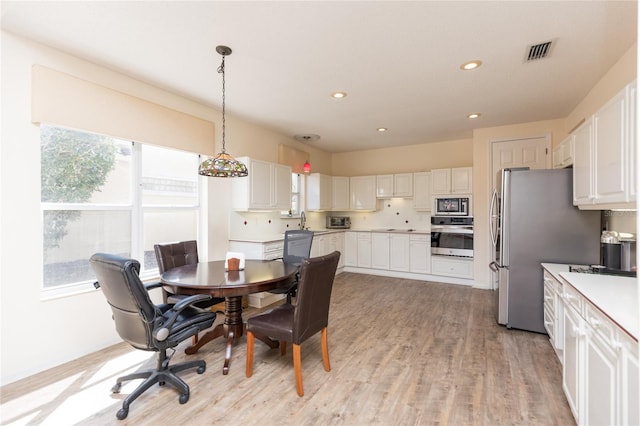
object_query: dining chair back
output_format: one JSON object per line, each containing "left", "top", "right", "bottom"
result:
{"left": 269, "top": 230, "right": 314, "bottom": 303}
{"left": 246, "top": 251, "right": 340, "bottom": 396}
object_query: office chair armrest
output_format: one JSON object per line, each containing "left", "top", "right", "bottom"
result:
{"left": 144, "top": 281, "right": 163, "bottom": 291}
{"left": 172, "top": 294, "right": 212, "bottom": 311}
{"left": 153, "top": 294, "right": 213, "bottom": 341}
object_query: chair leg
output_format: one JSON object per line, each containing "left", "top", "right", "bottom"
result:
{"left": 246, "top": 331, "right": 254, "bottom": 377}
{"left": 293, "top": 343, "right": 303, "bottom": 397}
{"left": 321, "top": 327, "right": 331, "bottom": 372}
{"left": 280, "top": 341, "right": 287, "bottom": 356}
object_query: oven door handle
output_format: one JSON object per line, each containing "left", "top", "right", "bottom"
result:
{"left": 430, "top": 226, "right": 473, "bottom": 234}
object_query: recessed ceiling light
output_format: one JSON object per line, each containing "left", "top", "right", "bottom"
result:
{"left": 377, "top": 127, "right": 388, "bottom": 132}
{"left": 460, "top": 60, "right": 482, "bottom": 70}
{"left": 467, "top": 113, "right": 481, "bottom": 119}
{"left": 331, "top": 91, "right": 347, "bottom": 99}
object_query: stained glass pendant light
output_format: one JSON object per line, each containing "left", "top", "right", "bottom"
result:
{"left": 198, "top": 45, "right": 248, "bottom": 177}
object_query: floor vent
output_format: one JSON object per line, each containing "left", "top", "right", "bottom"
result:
{"left": 525, "top": 40, "right": 554, "bottom": 62}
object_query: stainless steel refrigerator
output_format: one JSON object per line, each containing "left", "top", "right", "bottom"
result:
{"left": 489, "top": 167, "right": 601, "bottom": 333}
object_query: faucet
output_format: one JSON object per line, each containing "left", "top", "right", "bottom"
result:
{"left": 300, "top": 211, "right": 306, "bottom": 230}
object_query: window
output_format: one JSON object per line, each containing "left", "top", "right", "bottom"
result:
{"left": 41, "top": 125, "right": 200, "bottom": 297}
{"left": 283, "top": 172, "right": 305, "bottom": 216}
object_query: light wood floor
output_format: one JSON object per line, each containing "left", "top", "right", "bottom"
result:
{"left": 1, "top": 273, "right": 575, "bottom": 426}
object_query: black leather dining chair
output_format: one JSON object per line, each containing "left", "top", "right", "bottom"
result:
{"left": 154, "top": 240, "right": 224, "bottom": 343}
{"left": 268, "top": 230, "right": 314, "bottom": 304}
{"left": 246, "top": 251, "right": 340, "bottom": 396}
{"left": 90, "top": 253, "right": 216, "bottom": 420}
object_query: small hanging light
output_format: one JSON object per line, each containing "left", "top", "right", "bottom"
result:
{"left": 303, "top": 160, "right": 311, "bottom": 173}
{"left": 199, "top": 45, "right": 248, "bottom": 177}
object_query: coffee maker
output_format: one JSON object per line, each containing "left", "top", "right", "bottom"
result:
{"left": 601, "top": 231, "right": 637, "bottom": 271}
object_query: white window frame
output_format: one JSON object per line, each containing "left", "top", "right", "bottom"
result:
{"left": 41, "top": 130, "right": 202, "bottom": 300}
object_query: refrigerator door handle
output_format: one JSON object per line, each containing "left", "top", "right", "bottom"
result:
{"left": 489, "top": 189, "right": 498, "bottom": 247}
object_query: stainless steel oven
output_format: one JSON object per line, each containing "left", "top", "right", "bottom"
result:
{"left": 431, "top": 216, "right": 474, "bottom": 258}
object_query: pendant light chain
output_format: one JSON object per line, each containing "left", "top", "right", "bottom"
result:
{"left": 197, "top": 45, "right": 248, "bottom": 177}
{"left": 218, "top": 54, "right": 227, "bottom": 153}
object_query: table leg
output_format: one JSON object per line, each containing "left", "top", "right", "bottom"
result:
{"left": 184, "top": 296, "right": 245, "bottom": 375}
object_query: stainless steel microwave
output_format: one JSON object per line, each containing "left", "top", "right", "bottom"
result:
{"left": 433, "top": 196, "right": 470, "bottom": 216}
{"left": 326, "top": 216, "right": 351, "bottom": 229}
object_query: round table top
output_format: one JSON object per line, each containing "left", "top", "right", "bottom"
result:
{"left": 160, "top": 259, "right": 298, "bottom": 297}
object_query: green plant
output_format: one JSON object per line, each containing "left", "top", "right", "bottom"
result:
{"left": 41, "top": 126, "right": 117, "bottom": 254}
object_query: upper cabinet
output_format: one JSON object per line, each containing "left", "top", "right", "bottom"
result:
{"left": 376, "top": 173, "right": 414, "bottom": 198}
{"left": 413, "top": 172, "right": 432, "bottom": 210}
{"left": 573, "top": 81, "right": 636, "bottom": 209}
{"left": 553, "top": 136, "right": 574, "bottom": 169}
{"left": 431, "top": 167, "right": 472, "bottom": 195}
{"left": 332, "top": 176, "right": 350, "bottom": 211}
{"left": 307, "top": 173, "right": 332, "bottom": 211}
{"left": 231, "top": 157, "right": 292, "bottom": 211}
{"left": 350, "top": 175, "right": 377, "bottom": 211}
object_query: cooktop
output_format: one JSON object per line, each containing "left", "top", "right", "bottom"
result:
{"left": 568, "top": 265, "right": 637, "bottom": 278}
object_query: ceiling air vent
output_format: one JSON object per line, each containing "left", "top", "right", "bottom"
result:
{"left": 525, "top": 40, "right": 554, "bottom": 62}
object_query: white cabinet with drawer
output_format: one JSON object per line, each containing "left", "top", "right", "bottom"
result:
{"left": 430, "top": 256, "right": 473, "bottom": 279}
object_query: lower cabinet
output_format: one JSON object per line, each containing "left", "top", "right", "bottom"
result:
{"left": 311, "top": 232, "right": 344, "bottom": 270}
{"left": 409, "top": 234, "right": 430, "bottom": 274}
{"left": 543, "top": 269, "right": 564, "bottom": 361}
{"left": 371, "top": 233, "right": 390, "bottom": 269}
{"left": 431, "top": 256, "right": 473, "bottom": 279}
{"left": 561, "top": 281, "right": 639, "bottom": 425}
{"left": 389, "top": 234, "right": 410, "bottom": 272}
{"left": 228, "top": 239, "right": 285, "bottom": 308}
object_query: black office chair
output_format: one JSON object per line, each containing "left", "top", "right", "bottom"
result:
{"left": 246, "top": 251, "right": 340, "bottom": 396}
{"left": 90, "top": 253, "right": 217, "bottom": 420}
{"left": 269, "top": 230, "right": 314, "bottom": 304}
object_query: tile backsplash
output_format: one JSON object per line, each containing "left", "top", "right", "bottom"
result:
{"left": 229, "top": 198, "right": 431, "bottom": 239}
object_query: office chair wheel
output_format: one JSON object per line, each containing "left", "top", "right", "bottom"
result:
{"left": 159, "top": 380, "right": 166, "bottom": 386}
{"left": 197, "top": 365, "right": 206, "bottom": 374}
{"left": 111, "top": 383, "right": 122, "bottom": 393}
{"left": 179, "top": 393, "right": 189, "bottom": 404}
{"left": 116, "top": 408, "right": 128, "bottom": 420}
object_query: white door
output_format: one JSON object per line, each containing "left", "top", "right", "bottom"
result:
{"left": 491, "top": 136, "right": 549, "bottom": 190}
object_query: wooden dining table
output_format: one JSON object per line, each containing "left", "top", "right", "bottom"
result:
{"left": 160, "top": 259, "right": 298, "bottom": 374}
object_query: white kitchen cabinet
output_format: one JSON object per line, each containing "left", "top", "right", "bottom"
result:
{"left": 311, "top": 232, "right": 344, "bottom": 271}
{"left": 389, "top": 234, "right": 410, "bottom": 272}
{"left": 228, "top": 239, "right": 286, "bottom": 307}
{"left": 622, "top": 333, "right": 639, "bottom": 425}
{"left": 543, "top": 269, "right": 564, "bottom": 361}
{"left": 307, "top": 173, "right": 332, "bottom": 211}
{"left": 371, "top": 233, "right": 390, "bottom": 270}
{"left": 344, "top": 231, "right": 358, "bottom": 267}
{"left": 413, "top": 172, "right": 432, "bottom": 210}
{"left": 553, "top": 136, "right": 574, "bottom": 169}
{"left": 376, "top": 175, "right": 394, "bottom": 198}
{"left": 350, "top": 175, "right": 377, "bottom": 211}
{"left": 431, "top": 168, "right": 451, "bottom": 194}
{"left": 561, "top": 279, "right": 639, "bottom": 426}
{"left": 562, "top": 290, "right": 582, "bottom": 421}
{"left": 431, "top": 167, "right": 472, "bottom": 195}
{"left": 356, "top": 232, "right": 372, "bottom": 268}
{"left": 572, "top": 81, "right": 636, "bottom": 209}
{"left": 572, "top": 119, "right": 593, "bottom": 206}
{"left": 232, "top": 157, "right": 292, "bottom": 211}
{"left": 377, "top": 173, "right": 414, "bottom": 198}
{"left": 332, "top": 176, "right": 350, "bottom": 211}
{"left": 430, "top": 256, "right": 473, "bottom": 279}
{"left": 409, "top": 234, "right": 430, "bottom": 274}
{"left": 593, "top": 87, "right": 627, "bottom": 204}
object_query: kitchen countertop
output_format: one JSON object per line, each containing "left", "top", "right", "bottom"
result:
{"left": 542, "top": 263, "right": 638, "bottom": 341}
{"left": 229, "top": 228, "right": 431, "bottom": 243}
